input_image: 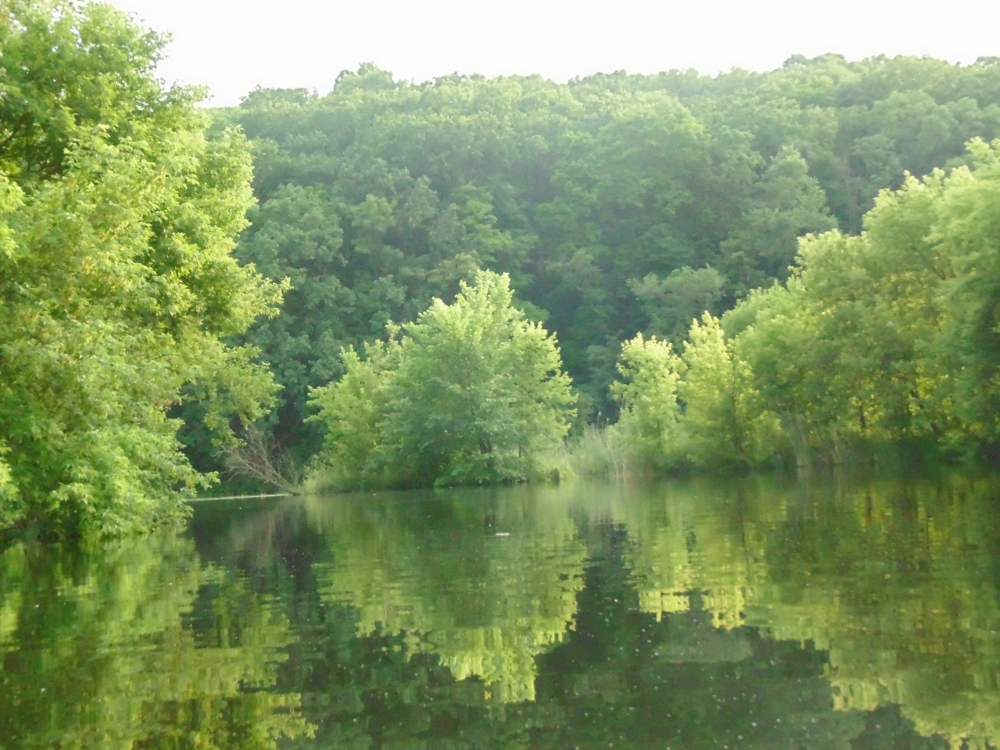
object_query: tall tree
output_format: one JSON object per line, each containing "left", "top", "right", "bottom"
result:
{"left": 0, "top": 1, "right": 284, "bottom": 536}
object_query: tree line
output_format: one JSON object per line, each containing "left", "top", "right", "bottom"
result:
{"left": 221, "top": 54, "right": 1000, "bottom": 484}
{"left": 3, "top": 0, "right": 1000, "bottom": 534}
{"left": 608, "top": 138, "right": 1000, "bottom": 473}
{"left": 221, "top": 55, "right": 1000, "bottom": 472}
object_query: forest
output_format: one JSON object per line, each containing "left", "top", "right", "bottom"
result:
{"left": 4, "top": 0, "right": 1000, "bottom": 534}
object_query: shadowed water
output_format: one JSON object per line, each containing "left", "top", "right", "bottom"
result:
{"left": 2, "top": 472, "right": 999, "bottom": 749}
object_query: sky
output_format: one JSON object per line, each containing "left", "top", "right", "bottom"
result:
{"left": 111, "top": 0, "right": 999, "bottom": 106}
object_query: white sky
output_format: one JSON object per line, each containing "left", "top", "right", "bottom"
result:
{"left": 110, "top": 0, "right": 999, "bottom": 106}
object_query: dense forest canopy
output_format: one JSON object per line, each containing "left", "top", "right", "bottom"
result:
{"left": 220, "top": 56, "right": 1000, "bottom": 470}
{"left": 5, "top": 0, "right": 1000, "bottom": 531}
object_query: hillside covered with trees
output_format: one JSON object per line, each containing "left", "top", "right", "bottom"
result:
{"left": 5, "top": 0, "right": 1000, "bottom": 534}
{"left": 216, "top": 57, "right": 1000, "bottom": 482}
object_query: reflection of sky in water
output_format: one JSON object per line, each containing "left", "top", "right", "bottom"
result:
{"left": 1, "top": 474, "right": 998, "bottom": 749}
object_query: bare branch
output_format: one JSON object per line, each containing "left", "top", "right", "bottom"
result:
{"left": 218, "top": 422, "right": 300, "bottom": 495}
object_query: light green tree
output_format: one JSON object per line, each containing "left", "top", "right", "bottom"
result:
{"left": 930, "top": 139, "right": 1000, "bottom": 450}
{"left": 728, "top": 146, "right": 1000, "bottom": 461}
{"left": 306, "top": 337, "right": 400, "bottom": 489}
{"left": 385, "top": 270, "right": 575, "bottom": 485}
{"left": 610, "top": 334, "right": 684, "bottom": 471}
{"left": 678, "top": 313, "right": 780, "bottom": 468}
{"left": 309, "top": 270, "right": 576, "bottom": 488}
{"left": 0, "top": 2, "right": 285, "bottom": 535}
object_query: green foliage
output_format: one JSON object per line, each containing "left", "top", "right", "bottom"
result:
{"left": 224, "top": 55, "right": 1000, "bottom": 463}
{"left": 305, "top": 338, "right": 400, "bottom": 489}
{"left": 720, "top": 139, "right": 1000, "bottom": 464}
{"left": 0, "top": 443, "right": 18, "bottom": 531}
{"left": 931, "top": 139, "right": 1000, "bottom": 448}
{"left": 0, "top": 2, "right": 284, "bottom": 535}
{"left": 0, "top": 0, "right": 192, "bottom": 186}
{"left": 678, "top": 314, "right": 780, "bottom": 468}
{"left": 9, "top": 14, "right": 1000, "bottom": 504}
{"left": 607, "top": 316, "right": 780, "bottom": 472}
{"left": 719, "top": 146, "right": 837, "bottom": 293}
{"left": 385, "top": 271, "right": 576, "bottom": 485}
{"left": 609, "top": 334, "right": 684, "bottom": 471}
{"left": 629, "top": 266, "right": 726, "bottom": 345}
{"left": 309, "top": 270, "right": 576, "bottom": 488}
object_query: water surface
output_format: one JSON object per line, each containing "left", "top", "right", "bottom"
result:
{"left": 2, "top": 473, "right": 999, "bottom": 749}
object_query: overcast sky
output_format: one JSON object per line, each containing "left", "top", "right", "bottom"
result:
{"left": 110, "top": 0, "right": 999, "bottom": 106}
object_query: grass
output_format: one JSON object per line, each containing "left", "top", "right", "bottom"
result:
{"left": 564, "top": 425, "right": 631, "bottom": 478}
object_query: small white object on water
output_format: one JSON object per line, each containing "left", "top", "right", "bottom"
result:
{"left": 495, "top": 532, "right": 510, "bottom": 537}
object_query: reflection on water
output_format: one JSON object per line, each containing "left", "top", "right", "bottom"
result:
{"left": 603, "top": 476, "right": 1000, "bottom": 749}
{"left": 307, "top": 491, "right": 586, "bottom": 703}
{"left": 0, "top": 534, "right": 313, "bottom": 748}
{"left": 1, "top": 473, "right": 999, "bottom": 749}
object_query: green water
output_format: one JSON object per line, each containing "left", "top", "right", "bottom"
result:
{"left": 2, "top": 473, "right": 999, "bottom": 749}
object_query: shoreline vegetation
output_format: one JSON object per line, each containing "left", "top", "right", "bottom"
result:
{"left": 4, "top": 1, "right": 1000, "bottom": 536}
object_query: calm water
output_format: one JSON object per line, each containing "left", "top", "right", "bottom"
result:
{"left": 2, "top": 473, "right": 999, "bottom": 749}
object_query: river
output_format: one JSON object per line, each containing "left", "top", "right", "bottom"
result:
{"left": 1, "top": 472, "right": 998, "bottom": 749}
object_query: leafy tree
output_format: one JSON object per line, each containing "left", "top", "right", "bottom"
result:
{"left": 309, "top": 271, "right": 576, "bottom": 488}
{"left": 384, "top": 271, "right": 575, "bottom": 485}
{"left": 720, "top": 146, "right": 837, "bottom": 293}
{"left": 0, "top": 1, "right": 284, "bottom": 535}
{"left": 610, "top": 334, "right": 684, "bottom": 471}
{"left": 731, "top": 227, "right": 938, "bottom": 463}
{"left": 726, "top": 142, "right": 1000, "bottom": 463}
{"left": 677, "top": 314, "right": 780, "bottom": 468}
{"left": 931, "top": 139, "right": 1000, "bottom": 454}
{"left": 629, "top": 265, "right": 726, "bottom": 345}
{"left": 305, "top": 338, "right": 400, "bottom": 489}
{"left": 226, "top": 183, "right": 347, "bottom": 462}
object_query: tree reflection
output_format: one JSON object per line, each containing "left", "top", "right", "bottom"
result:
{"left": 753, "top": 477, "right": 1000, "bottom": 750}
{"left": 0, "top": 532, "right": 313, "bottom": 748}
{"left": 13, "top": 475, "right": 996, "bottom": 748}
{"left": 180, "top": 477, "right": 988, "bottom": 749}
{"left": 592, "top": 474, "right": 1000, "bottom": 750}
{"left": 305, "top": 487, "right": 587, "bottom": 703}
